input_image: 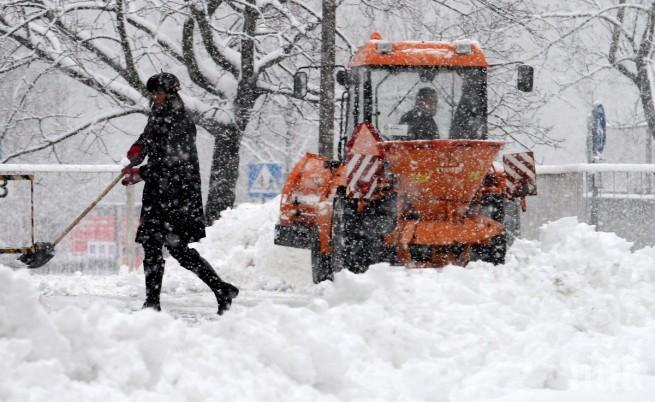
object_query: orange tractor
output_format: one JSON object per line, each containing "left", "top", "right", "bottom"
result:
{"left": 274, "top": 34, "right": 537, "bottom": 283}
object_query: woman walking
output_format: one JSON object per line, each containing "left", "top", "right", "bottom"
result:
{"left": 121, "top": 72, "right": 238, "bottom": 315}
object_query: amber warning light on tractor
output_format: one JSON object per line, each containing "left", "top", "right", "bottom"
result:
{"left": 370, "top": 32, "right": 393, "bottom": 54}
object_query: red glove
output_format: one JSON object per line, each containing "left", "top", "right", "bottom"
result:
{"left": 127, "top": 144, "right": 143, "bottom": 163}
{"left": 121, "top": 167, "right": 143, "bottom": 186}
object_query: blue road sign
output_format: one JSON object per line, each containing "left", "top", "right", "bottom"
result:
{"left": 247, "top": 162, "right": 283, "bottom": 200}
{"left": 592, "top": 103, "right": 606, "bottom": 157}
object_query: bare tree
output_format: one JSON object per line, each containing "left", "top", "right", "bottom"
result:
{"left": 531, "top": 1, "right": 655, "bottom": 142}
{"left": 0, "top": 43, "right": 77, "bottom": 163}
{"left": 0, "top": 0, "right": 346, "bottom": 222}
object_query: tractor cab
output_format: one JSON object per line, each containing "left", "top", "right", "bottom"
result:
{"left": 340, "top": 39, "right": 489, "bottom": 146}
{"left": 294, "top": 33, "right": 533, "bottom": 153}
{"left": 341, "top": 65, "right": 487, "bottom": 143}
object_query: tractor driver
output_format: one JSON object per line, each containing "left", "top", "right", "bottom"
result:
{"left": 399, "top": 87, "right": 440, "bottom": 140}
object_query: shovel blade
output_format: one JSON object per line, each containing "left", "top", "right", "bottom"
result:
{"left": 18, "top": 242, "right": 55, "bottom": 269}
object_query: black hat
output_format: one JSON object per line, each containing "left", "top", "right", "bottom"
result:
{"left": 417, "top": 87, "right": 437, "bottom": 99}
{"left": 146, "top": 72, "right": 180, "bottom": 94}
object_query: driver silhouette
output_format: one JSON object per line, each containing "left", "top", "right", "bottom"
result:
{"left": 399, "top": 87, "right": 439, "bottom": 140}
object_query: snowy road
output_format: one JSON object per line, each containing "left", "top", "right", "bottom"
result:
{"left": 40, "top": 290, "right": 315, "bottom": 322}
{"left": 2, "top": 200, "right": 655, "bottom": 401}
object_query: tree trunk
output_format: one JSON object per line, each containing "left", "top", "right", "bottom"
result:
{"left": 203, "top": 86, "right": 258, "bottom": 223}
{"left": 204, "top": 124, "right": 242, "bottom": 223}
{"left": 203, "top": 0, "right": 259, "bottom": 224}
{"left": 638, "top": 75, "right": 655, "bottom": 164}
{"left": 639, "top": 68, "right": 655, "bottom": 146}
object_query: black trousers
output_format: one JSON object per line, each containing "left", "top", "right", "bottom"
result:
{"left": 142, "top": 239, "right": 225, "bottom": 305}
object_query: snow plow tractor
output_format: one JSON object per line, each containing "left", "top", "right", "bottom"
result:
{"left": 274, "top": 34, "right": 538, "bottom": 283}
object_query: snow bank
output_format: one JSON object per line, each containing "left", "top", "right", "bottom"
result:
{"left": 4, "top": 202, "right": 655, "bottom": 401}
{"left": 195, "top": 199, "right": 314, "bottom": 291}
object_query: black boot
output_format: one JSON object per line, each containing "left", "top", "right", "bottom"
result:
{"left": 143, "top": 264, "right": 164, "bottom": 311}
{"left": 168, "top": 245, "right": 239, "bottom": 315}
{"left": 216, "top": 281, "right": 239, "bottom": 315}
{"left": 142, "top": 243, "right": 165, "bottom": 311}
{"left": 142, "top": 299, "right": 162, "bottom": 311}
{"left": 194, "top": 256, "right": 239, "bottom": 315}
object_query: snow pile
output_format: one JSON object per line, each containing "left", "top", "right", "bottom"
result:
{"left": 34, "top": 199, "right": 313, "bottom": 303}
{"left": 3, "top": 201, "right": 655, "bottom": 401}
{"left": 195, "top": 200, "right": 314, "bottom": 291}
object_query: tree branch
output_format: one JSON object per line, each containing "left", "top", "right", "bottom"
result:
{"left": 1, "top": 108, "right": 145, "bottom": 163}
{"left": 115, "top": 0, "right": 144, "bottom": 92}
{"left": 0, "top": 21, "right": 136, "bottom": 105}
{"left": 637, "top": 2, "right": 655, "bottom": 63}
{"left": 191, "top": 3, "right": 240, "bottom": 78}
{"left": 607, "top": 0, "right": 639, "bottom": 84}
{"left": 181, "top": 16, "right": 226, "bottom": 98}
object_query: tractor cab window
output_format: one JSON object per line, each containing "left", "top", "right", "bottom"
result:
{"left": 371, "top": 67, "right": 487, "bottom": 140}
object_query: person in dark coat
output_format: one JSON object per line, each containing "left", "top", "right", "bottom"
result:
{"left": 399, "top": 87, "right": 440, "bottom": 140}
{"left": 121, "top": 72, "right": 238, "bottom": 314}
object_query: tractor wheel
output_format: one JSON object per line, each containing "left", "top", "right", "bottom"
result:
{"left": 472, "top": 194, "right": 508, "bottom": 265}
{"left": 311, "top": 238, "right": 333, "bottom": 284}
{"left": 480, "top": 194, "right": 505, "bottom": 223}
{"left": 331, "top": 194, "right": 370, "bottom": 274}
{"left": 473, "top": 233, "right": 507, "bottom": 265}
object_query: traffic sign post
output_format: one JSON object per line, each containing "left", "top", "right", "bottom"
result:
{"left": 247, "top": 162, "right": 283, "bottom": 202}
{"left": 588, "top": 103, "right": 606, "bottom": 229}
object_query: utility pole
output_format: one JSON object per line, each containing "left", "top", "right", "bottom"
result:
{"left": 318, "top": 0, "right": 336, "bottom": 158}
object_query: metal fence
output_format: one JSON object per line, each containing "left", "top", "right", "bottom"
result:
{"left": 0, "top": 164, "right": 141, "bottom": 273}
{"left": 521, "top": 164, "right": 655, "bottom": 248}
{"left": 1, "top": 163, "right": 653, "bottom": 272}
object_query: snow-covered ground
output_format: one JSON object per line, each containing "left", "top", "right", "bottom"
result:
{"left": 2, "top": 200, "right": 655, "bottom": 401}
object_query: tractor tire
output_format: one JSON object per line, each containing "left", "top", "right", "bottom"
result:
{"left": 331, "top": 194, "right": 370, "bottom": 274}
{"left": 311, "top": 238, "right": 333, "bottom": 284}
{"left": 472, "top": 195, "right": 508, "bottom": 265}
{"left": 473, "top": 233, "right": 507, "bottom": 265}
{"left": 480, "top": 194, "right": 505, "bottom": 223}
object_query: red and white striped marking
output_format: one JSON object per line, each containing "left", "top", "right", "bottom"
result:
{"left": 503, "top": 151, "right": 537, "bottom": 196}
{"left": 346, "top": 153, "right": 382, "bottom": 199}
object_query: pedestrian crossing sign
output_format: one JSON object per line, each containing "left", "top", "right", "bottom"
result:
{"left": 247, "top": 162, "right": 282, "bottom": 200}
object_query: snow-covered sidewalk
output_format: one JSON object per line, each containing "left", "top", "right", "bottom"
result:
{"left": 2, "top": 201, "right": 655, "bottom": 401}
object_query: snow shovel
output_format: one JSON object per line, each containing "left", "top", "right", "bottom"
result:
{"left": 18, "top": 172, "right": 126, "bottom": 268}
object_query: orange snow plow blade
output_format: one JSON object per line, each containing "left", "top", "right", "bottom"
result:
{"left": 379, "top": 140, "right": 505, "bottom": 219}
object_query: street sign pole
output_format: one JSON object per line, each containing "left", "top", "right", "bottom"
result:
{"left": 586, "top": 112, "right": 598, "bottom": 227}
{"left": 589, "top": 103, "right": 606, "bottom": 229}
{"left": 590, "top": 166, "right": 599, "bottom": 228}
{"left": 588, "top": 111, "right": 598, "bottom": 228}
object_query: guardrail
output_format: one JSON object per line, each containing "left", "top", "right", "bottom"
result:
{"left": 537, "top": 163, "right": 655, "bottom": 174}
{"left": 523, "top": 163, "right": 655, "bottom": 248}
{"left": 1, "top": 162, "right": 652, "bottom": 271}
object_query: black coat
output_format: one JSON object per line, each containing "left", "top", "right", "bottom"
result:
{"left": 399, "top": 109, "right": 440, "bottom": 140}
{"left": 132, "top": 99, "right": 205, "bottom": 245}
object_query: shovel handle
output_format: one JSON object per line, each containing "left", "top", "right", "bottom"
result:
{"left": 52, "top": 173, "right": 126, "bottom": 247}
